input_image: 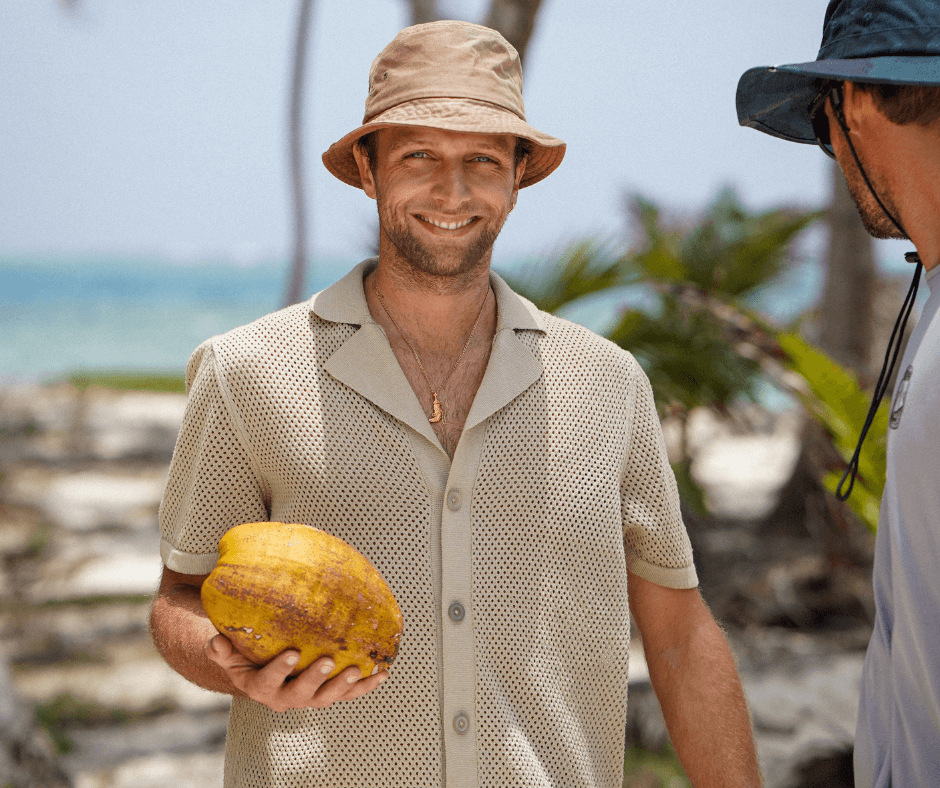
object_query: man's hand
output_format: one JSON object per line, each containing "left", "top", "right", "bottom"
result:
{"left": 205, "top": 634, "right": 388, "bottom": 713}
{"left": 150, "top": 567, "right": 390, "bottom": 709}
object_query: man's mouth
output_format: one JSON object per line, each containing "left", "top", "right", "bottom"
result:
{"left": 415, "top": 214, "right": 476, "bottom": 231}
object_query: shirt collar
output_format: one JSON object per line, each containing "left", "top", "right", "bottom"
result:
{"left": 310, "top": 258, "right": 547, "bottom": 334}
{"left": 312, "top": 258, "right": 546, "bottom": 453}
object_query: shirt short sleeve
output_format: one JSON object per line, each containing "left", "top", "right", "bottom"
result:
{"left": 621, "top": 363, "right": 698, "bottom": 589}
{"left": 158, "top": 341, "right": 268, "bottom": 575}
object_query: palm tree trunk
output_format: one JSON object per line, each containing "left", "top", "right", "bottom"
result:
{"left": 819, "top": 160, "right": 876, "bottom": 380}
{"left": 406, "top": 0, "right": 543, "bottom": 62}
{"left": 283, "top": 0, "right": 315, "bottom": 307}
{"left": 483, "top": 0, "right": 544, "bottom": 61}
{"left": 409, "top": 0, "right": 438, "bottom": 24}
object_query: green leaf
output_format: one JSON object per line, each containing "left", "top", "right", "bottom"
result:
{"left": 671, "top": 461, "right": 709, "bottom": 518}
{"left": 778, "top": 331, "right": 888, "bottom": 531}
{"left": 502, "top": 239, "right": 624, "bottom": 314}
{"left": 822, "top": 470, "right": 882, "bottom": 533}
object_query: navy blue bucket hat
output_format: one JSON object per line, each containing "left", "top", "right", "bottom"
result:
{"left": 737, "top": 0, "right": 940, "bottom": 144}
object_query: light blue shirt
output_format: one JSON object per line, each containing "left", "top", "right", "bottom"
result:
{"left": 855, "top": 264, "right": 940, "bottom": 787}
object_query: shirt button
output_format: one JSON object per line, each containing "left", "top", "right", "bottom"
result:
{"left": 448, "top": 601, "right": 465, "bottom": 622}
{"left": 453, "top": 713, "right": 469, "bottom": 734}
{"left": 447, "top": 490, "right": 462, "bottom": 510}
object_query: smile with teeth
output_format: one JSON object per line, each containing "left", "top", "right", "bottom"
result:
{"left": 416, "top": 214, "right": 476, "bottom": 231}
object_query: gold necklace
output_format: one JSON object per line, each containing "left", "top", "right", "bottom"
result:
{"left": 373, "top": 276, "right": 490, "bottom": 424}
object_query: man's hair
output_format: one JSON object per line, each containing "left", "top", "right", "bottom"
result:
{"left": 355, "top": 132, "right": 533, "bottom": 173}
{"left": 357, "top": 132, "right": 379, "bottom": 174}
{"left": 855, "top": 82, "right": 940, "bottom": 126}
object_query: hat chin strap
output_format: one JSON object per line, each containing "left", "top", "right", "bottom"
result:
{"left": 828, "top": 84, "right": 924, "bottom": 502}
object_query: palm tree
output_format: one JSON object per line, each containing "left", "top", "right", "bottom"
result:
{"left": 409, "top": 0, "right": 438, "bottom": 24}
{"left": 506, "top": 188, "right": 820, "bottom": 513}
{"left": 406, "top": 0, "right": 545, "bottom": 62}
{"left": 483, "top": 0, "right": 545, "bottom": 61}
{"left": 818, "top": 160, "right": 877, "bottom": 378}
{"left": 282, "top": 0, "right": 315, "bottom": 307}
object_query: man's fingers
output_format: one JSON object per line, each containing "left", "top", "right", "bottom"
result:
{"left": 208, "top": 643, "right": 388, "bottom": 711}
{"left": 249, "top": 649, "right": 303, "bottom": 695}
{"left": 279, "top": 656, "right": 336, "bottom": 699}
{"left": 206, "top": 633, "right": 237, "bottom": 665}
{"left": 311, "top": 665, "right": 364, "bottom": 705}
{"left": 340, "top": 670, "right": 389, "bottom": 702}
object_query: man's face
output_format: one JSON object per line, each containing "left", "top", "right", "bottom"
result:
{"left": 353, "top": 126, "right": 525, "bottom": 281}
{"left": 825, "top": 93, "right": 904, "bottom": 240}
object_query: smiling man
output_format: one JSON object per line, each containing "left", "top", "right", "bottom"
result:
{"left": 150, "top": 21, "right": 760, "bottom": 787}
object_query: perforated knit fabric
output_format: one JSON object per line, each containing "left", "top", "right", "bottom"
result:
{"left": 158, "top": 260, "right": 696, "bottom": 788}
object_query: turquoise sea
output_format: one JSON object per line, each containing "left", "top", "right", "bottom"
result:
{"left": 0, "top": 256, "right": 354, "bottom": 383}
{"left": 1, "top": 252, "right": 827, "bottom": 385}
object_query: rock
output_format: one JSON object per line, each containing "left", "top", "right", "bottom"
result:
{"left": 4, "top": 465, "right": 166, "bottom": 535}
{"left": 2, "top": 466, "right": 168, "bottom": 600}
{"left": 624, "top": 679, "right": 670, "bottom": 755}
{"left": 70, "top": 749, "right": 225, "bottom": 788}
{"left": 0, "top": 656, "right": 72, "bottom": 788}
{"left": 83, "top": 392, "right": 186, "bottom": 462}
{"left": 0, "top": 384, "right": 81, "bottom": 464}
{"left": 690, "top": 411, "right": 802, "bottom": 520}
{"left": 746, "top": 651, "right": 863, "bottom": 788}
{"left": 25, "top": 540, "right": 164, "bottom": 601}
{"left": 1, "top": 602, "right": 151, "bottom": 665}
{"left": 36, "top": 471, "right": 166, "bottom": 533}
{"left": 627, "top": 631, "right": 865, "bottom": 788}
{"left": 7, "top": 519, "right": 165, "bottom": 603}
{"left": 14, "top": 639, "right": 231, "bottom": 715}
{"left": 0, "top": 385, "right": 186, "bottom": 465}
{"left": 790, "top": 747, "right": 854, "bottom": 788}
{"left": 61, "top": 709, "right": 229, "bottom": 774}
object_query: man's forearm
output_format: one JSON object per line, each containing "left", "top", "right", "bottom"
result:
{"left": 149, "top": 570, "right": 244, "bottom": 697}
{"left": 646, "top": 609, "right": 761, "bottom": 787}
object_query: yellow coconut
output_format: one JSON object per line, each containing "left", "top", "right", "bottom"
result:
{"left": 201, "top": 522, "right": 403, "bottom": 678}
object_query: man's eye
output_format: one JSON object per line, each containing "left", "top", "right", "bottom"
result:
{"left": 473, "top": 155, "right": 494, "bottom": 163}
{"left": 407, "top": 151, "right": 429, "bottom": 159}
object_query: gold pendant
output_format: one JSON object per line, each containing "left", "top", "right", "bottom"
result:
{"left": 429, "top": 392, "right": 444, "bottom": 424}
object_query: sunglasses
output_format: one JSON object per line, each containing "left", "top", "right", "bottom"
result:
{"left": 808, "top": 82, "right": 839, "bottom": 160}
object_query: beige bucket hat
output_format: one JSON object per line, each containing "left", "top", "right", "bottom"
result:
{"left": 322, "top": 20, "right": 566, "bottom": 190}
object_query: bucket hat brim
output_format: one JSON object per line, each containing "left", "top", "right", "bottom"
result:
{"left": 322, "top": 97, "right": 566, "bottom": 189}
{"left": 737, "top": 55, "right": 940, "bottom": 144}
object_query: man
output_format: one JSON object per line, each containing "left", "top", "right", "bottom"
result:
{"left": 737, "top": 1, "right": 940, "bottom": 785}
{"left": 151, "top": 20, "right": 760, "bottom": 787}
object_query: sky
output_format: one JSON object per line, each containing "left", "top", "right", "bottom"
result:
{"left": 0, "top": 0, "right": 911, "bottom": 274}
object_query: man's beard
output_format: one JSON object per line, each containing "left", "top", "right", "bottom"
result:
{"left": 841, "top": 153, "right": 905, "bottom": 241}
{"left": 377, "top": 202, "right": 504, "bottom": 280}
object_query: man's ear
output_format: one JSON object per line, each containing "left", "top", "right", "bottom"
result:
{"left": 840, "top": 81, "right": 880, "bottom": 134}
{"left": 510, "top": 155, "right": 526, "bottom": 209}
{"left": 352, "top": 141, "right": 378, "bottom": 199}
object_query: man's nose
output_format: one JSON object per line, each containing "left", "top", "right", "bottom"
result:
{"left": 430, "top": 161, "right": 472, "bottom": 206}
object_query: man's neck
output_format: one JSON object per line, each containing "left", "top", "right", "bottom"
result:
{"left": 364, "top": 251, "right": 499, "bottom": 459}
{"left": 367, "top": 250, "right": 496, "bottom": 356}
{"left": 887, "top": 125, "right": 940, "bottom": 271}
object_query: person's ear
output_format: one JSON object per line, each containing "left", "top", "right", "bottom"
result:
{"left": 352, "top": 142, "right": 378, "bottom": 199}
{"left": 839, "top": 81, "right": 879, "bottom": 136}
{"left": 510, "top": 156, "right": 526, "bottom": 210}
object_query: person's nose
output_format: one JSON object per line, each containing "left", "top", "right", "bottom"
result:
{"left": 430, "top": 160, "right": 472, "bottom": 208}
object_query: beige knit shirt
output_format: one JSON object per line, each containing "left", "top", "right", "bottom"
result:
{"left": 159, "top": 259, "right": 697, "bottom": 788}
